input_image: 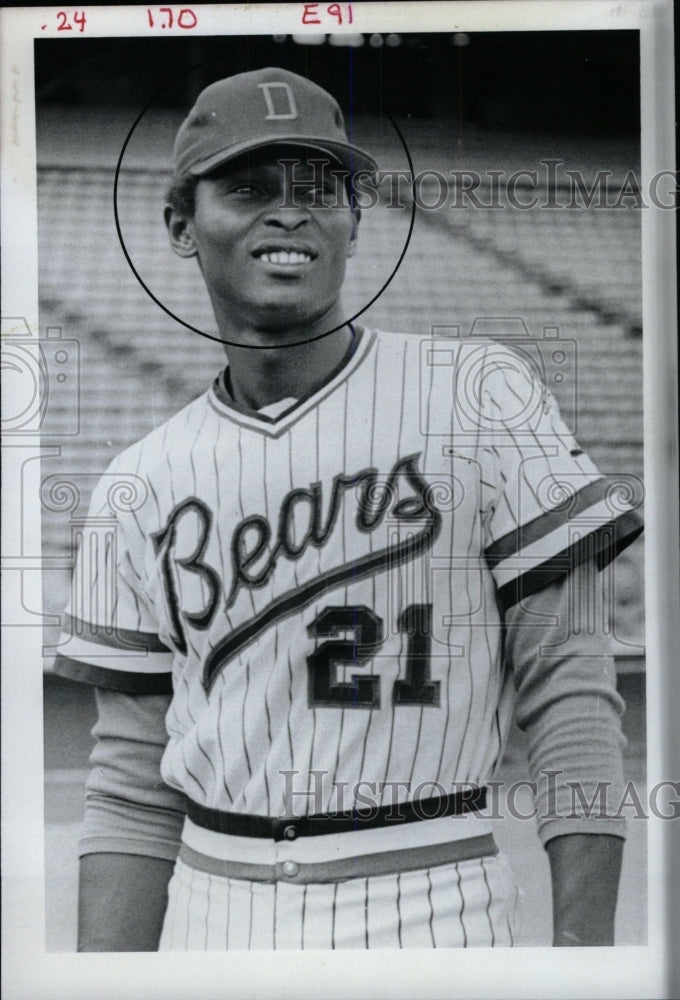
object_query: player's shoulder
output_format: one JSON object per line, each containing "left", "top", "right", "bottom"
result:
{"left": 103, "top": 387, "right": 213, "bottom": 477}
{"left": 370, "top": 329, "right": 530, "bottom": 363}
{"left": 462, "top": 336, "right": 548, "bottom": 401}
{"left": 368, "top": 328, "right": 463, "bottom": 367}
{"left": 369, "top": 329, "right": 540, "bottom": 388}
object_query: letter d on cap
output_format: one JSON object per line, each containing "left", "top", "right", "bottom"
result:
{"left": 258, "top": 82, "right": 299, "bottom": 120}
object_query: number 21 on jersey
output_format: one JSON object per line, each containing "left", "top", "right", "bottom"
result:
{"left": 307, "top": 604, "right": 440, "bottom": 709}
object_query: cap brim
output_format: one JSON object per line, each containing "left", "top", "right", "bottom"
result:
{"left": 186, "top": 136, "right": 378, "bottom": 177}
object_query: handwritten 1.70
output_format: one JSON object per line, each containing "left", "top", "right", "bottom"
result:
{"left": 147, "top": 8, "right": 198, "bottom": 29}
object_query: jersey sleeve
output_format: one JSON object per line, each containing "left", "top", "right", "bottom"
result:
{"left": 80, "top": 689, "right": 185, "bottom": 860}
{"left": 477, "top": 346, "right": 643, "bottom": 610}
{"left": 52, "top": 460, "right": 174, "bottom": 694}
{"left": 504, "top": 562, "right": 627, "bottom": 845}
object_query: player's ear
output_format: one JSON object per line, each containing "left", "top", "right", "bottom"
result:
{"left": 164, "top": 205, "right": 198, "bottom": 259}
{"left": 347, "top": 207, "right": 361, "bottom": 258}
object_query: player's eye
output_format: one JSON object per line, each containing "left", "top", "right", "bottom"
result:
{"left": 298, "top": 184, "right": 341, "bottom": 208}
{"left": 213, "top": 177, "right": 267, "bottom": 198}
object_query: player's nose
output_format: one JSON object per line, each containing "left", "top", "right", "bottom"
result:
{"left": 262, "top": 185, "right": 311, "bottom": 230}
{"left": 265, "top": 212, "right": 308, "bottom": 232}
{"left": 262, "top": 202, "right": 310, "bottom": 231}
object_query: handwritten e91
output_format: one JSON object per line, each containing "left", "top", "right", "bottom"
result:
{"left": 302, "top": 3, "right": 354, "bottom": 25}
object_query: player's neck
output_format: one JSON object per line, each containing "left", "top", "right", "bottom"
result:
{"left": 224, "top": 324, "right": 357, "bottom": 412}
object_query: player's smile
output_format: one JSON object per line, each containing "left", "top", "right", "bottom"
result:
{"left": 170, "top": 148, "right": 357, "bottom": 337}
{"left": 251, "top": 241, "right": 318, "bottom": 270}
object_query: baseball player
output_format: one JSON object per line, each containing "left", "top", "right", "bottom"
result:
{"left": 54, "top": 68, "right": 643, "bottom": 950}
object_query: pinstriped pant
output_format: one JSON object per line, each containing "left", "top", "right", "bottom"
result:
{"left": 159, "top": 851, "right": 521, "bottom": 950}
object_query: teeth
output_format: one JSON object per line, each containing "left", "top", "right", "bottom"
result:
{"left": 259, "top": 250, "right": 311, "bottom": 265}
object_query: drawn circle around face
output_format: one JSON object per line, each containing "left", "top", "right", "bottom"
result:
{"left": 113, "top": 67, "right": 416, "bottom": 349}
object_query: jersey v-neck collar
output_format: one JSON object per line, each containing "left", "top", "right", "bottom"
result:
{"left": 208, "top": 327, "right": 377, "bottom": 437}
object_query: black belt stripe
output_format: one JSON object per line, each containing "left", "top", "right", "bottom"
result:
{"left": 187, "top": 787, "right": 487, "bottom": 840}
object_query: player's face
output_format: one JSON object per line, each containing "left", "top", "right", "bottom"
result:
{"left": 168, "top": 149, "right": 358, "bottom": 338}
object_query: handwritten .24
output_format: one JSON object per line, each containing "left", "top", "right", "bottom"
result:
{"left": 53, "top": 11, "right": 87, "bottom": 32}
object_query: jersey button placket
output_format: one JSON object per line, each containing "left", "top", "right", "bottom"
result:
{"left": 282, "top": 860, "right": 299, "bottom": 878}
{"left": 276, "top": 822, "right": 299, "bottom": 879}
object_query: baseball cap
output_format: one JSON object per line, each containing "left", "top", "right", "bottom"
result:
{"left": 173, "top": 67, "right": 378, "bottom": 178}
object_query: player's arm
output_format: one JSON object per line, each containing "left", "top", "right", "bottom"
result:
{"left": 545, "top": 832, "right": 623, "bottom": 946}
{"left": 504, "top": 559, "right": 627, "bottom": 946}
{"left": 478, "top": 349, "right": 642, "bottom": 945}
{"left": 46, "top": 460, "right": 184, "bottom": 950}
{"left": 77, "top": 688, "right": 186, "bottom": 952}
{"left": 79, "top": 853, "right": 176, "bottom": 952}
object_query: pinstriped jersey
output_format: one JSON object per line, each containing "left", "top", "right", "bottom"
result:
{"left": 55, "top": 329, "right": 643, "bottom": 818}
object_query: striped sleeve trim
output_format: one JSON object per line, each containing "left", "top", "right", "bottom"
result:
{"left": 63, "top": 614, "right": 171, "bottom": 652}
{"left": 485, "top": 475, "right": 643, "bottom": 610}
{"left": 53, "top": 654, "right": 173, "bottom": 694}
{"left": 53, "top": 615, "right": 175, "bottom": 684}
{"left": 55, "top": 631, "right": 174, "bottom": 672}
{"left": 485, "top": 478, "right": 612, "bottom": 565}
{"left": 57, "top": 635, "right": 173, "bottom": 674}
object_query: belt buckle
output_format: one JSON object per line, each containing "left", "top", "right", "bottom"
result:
{"left": 273, "top": 816, "right": 299, "bottom": 842}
